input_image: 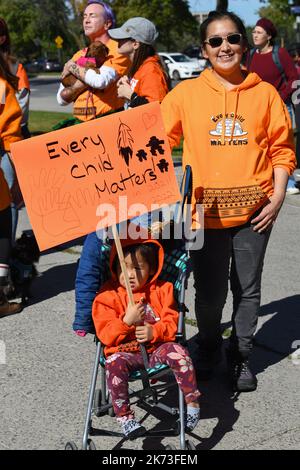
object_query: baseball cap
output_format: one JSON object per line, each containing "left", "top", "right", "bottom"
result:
{"left": 108, "top": 17, "right": 158, "bottom": 46}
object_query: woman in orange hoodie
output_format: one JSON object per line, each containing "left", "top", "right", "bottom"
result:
{"left": 108, "top": 17, "right": 169, "bottom": 108}
{"left": 92, "top": 238, "right": 201, "bottom": 439}
{"left": 161, "top": 11, "right": 296, "bottom": 392}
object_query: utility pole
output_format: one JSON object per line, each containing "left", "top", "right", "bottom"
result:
{"left": 290, "top": 0, "right": 300, "bottom": 42}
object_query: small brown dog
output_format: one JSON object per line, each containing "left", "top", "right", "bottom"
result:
{"left": 61, "top": 41, "right": 109, "bottom": 88}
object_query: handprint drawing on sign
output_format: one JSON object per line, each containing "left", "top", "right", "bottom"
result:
{"left": 30, "top": 168, "right": 80, "bottom": 236}
{"left": 157, "top": 159, "right": 169, "bottom": 173}
{"left": 146, "top": 136, "right": 165, "bottom": 156}
{"left": 136, "top": 149, "right": 148, "bottom": 162}
{"left": 117, "top": 120, "right": 134, "bottom": 166}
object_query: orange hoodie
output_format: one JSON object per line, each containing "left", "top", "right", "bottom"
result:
{"left": 92, "top": 238, "right": 178, "bottom": 357}
{"left": 161, "top": 69, "right": 296, "bottom": 229}
{"left": 72, "top": 39, "right": 129, "bottom": 121}
{"left": 130, "top": 55, "right": 169, "bottom": 103}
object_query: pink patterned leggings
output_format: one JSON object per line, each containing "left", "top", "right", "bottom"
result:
{"left": 105, "top": 342, "right": 201, "bottom": 418}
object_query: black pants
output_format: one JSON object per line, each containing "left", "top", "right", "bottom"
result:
{"left": 0, "top": 206, "right": 12, "bottom": 265}
{"left": 190, "top": 218, "right": 271, "bottom": 360}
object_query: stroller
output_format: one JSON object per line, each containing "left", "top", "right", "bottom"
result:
{"left": 65, "top": 166, "right": 197, "bottom": 450}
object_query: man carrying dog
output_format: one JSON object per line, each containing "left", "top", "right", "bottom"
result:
{"left": 57, "top": 1, "right": 129, "bottom": 121}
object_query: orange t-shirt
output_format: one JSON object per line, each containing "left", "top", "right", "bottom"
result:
{"left": 130, "top": 55, "right": 169, "bottom": 103}
{"left": 72, "top": 39, "right": 129, "bottom": 121}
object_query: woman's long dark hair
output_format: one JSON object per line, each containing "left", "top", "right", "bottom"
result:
{"left": 128, "top": 43, "right": 171, "bottom": 90}
{"left": 0, "top": 50, "right": 18, "bottom": 90}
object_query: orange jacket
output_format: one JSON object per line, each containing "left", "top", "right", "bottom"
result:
{"left": 161, "top": 68, "right": 296, "bottom": 229}
{"left": 130, "top": 55, "right": 169, "bottom": 103}
{"left": 92, "top": 238, "right": 179, "bottom": 357}
{"left": 0, "top": 78, "right": 22, "bottom": 152}
{"left": 72, "top": 39, "right": 129, "bottom": 121}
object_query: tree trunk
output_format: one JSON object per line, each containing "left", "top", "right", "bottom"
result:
{"left": 216, "top": 0, "right": 228, "bottom": 11}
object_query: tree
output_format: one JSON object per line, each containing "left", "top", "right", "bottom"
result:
{"left": 258, "top": 0, "right": 295, "bottom": 45}
{"left": 0, "top": 0, "right": 81, "bottom": 61}
{"left": 110, "top": 0, "right": 198, "bottom": 50}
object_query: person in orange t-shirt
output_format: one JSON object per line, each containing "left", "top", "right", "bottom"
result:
{"left": 0, "top": 53, "right": 22, "bottom": 317}
{"left": 92, "top": 238, "right": 200, "bottom": 439}
{"left": 161, "top": 11, "right": 296, "bottom": 393}
{"left": 57, "top": 1, "right": 129, "bottom": 121}
{"left": 108, "top": 17, "right": 170, "bottom": 108}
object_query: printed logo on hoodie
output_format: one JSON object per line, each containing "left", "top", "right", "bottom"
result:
{"left": 209, "top": 113, "right": 248, "bottom": 146}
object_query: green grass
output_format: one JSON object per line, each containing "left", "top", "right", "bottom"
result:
{"left": 29, "top": 110, "right": 72, "bottom": 135}
{"left": 28, "top": 110, "right": 183, "bottom": 161}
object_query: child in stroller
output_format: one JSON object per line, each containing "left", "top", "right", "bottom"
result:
{"left": 92, "top": 236, "right": 201, "bottom": 440}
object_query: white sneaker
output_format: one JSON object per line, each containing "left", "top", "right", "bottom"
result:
{"left": 120, "top": 418, "right": 147, "bottom": 439}
{"left": 286, "top": 185, "right": 300, "bottom": 194}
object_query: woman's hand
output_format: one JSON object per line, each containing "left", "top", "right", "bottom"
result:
{"left": 117, "top": 76, "right": 132, "bottom": 100}
{"left": 123, "top": 303, "right": 145, "bottom": 326}
{"left": 117, "top": 75, "right": 130, "bottom": 86}
{"left": 61, "top": 60, "right": 75, "bottom": 80}
{"left": 251, "top": 194, "right": 285, "bottom": 233}
{"left": 135, "top": 323, "right": 154, "bottom": 343}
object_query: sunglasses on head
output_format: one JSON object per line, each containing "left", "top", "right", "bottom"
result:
{"left": 204, "top": 33, "right": 242, "bottom": 48}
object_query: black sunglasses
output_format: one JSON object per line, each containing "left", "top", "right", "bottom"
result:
{"left": 204, "top": 33, "right": 242, "bottom": 48}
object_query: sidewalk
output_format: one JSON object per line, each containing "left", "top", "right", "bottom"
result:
{"left": 0, "top": 174, "right": 299, "bottom": 450}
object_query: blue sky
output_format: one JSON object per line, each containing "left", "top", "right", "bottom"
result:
{"left": 188, "top": 0, "right": 267, "bottom": 26}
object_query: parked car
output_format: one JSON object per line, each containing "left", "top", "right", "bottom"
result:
{"left": 183, "top": 46, "right": 207, "bottom": 71}
{"left": 24, "top": 59, "right": 44, "bottom": 73}
{"left": 42, "top": 59, "right": 62, "bottom": 72}
{"left": 24, "top": 58, "right": 62, "bottom": 73}
{"left": 158, "top": 52, "right": 202, "bottom": 80}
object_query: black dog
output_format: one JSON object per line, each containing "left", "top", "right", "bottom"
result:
{"left": 8, "top": 232, "right": 40, "bottom": 305}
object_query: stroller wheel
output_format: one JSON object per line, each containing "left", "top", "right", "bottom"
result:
{"left": 185, "top": 440, "right": 196, "bottom": 450}
{"left": 87, "top": 439, "right": 97, "bottom": 450}
{"left": 165, "top": 444, "right": 176, "bottom": 450}
{"left": 65, "top": 441, "right": 78, "bottom": 450}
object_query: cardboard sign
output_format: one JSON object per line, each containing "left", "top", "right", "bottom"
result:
{"left": 10, "top": 102, "right": 181, "bottom": 251}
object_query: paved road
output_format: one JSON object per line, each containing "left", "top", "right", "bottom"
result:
{"left": 30, "top": 75, "right": 72, "bottom": 113}
{"left": 29, "top": 74, "right": 180, "bottom": 114}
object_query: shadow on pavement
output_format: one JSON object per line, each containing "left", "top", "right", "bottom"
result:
{"left": 29, "top": 261, "right": 78, "bottom": 305}
{"left": 252, "top": 295, "right": 300, "bottom": 374}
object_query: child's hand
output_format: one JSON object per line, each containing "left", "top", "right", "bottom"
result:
{"left": 123, "top": 303, "right": 145, "bottom": 326}
{"left": 135, "top": 323, "right": 154, "bottom": 343}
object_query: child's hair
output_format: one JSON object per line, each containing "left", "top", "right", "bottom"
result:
{"left": 115, "top": 243, "right": 159, "bottom": 276}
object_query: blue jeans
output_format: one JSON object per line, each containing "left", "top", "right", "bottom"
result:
{"left": 0, "top": 151, "right": 18, "bottom": 241}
